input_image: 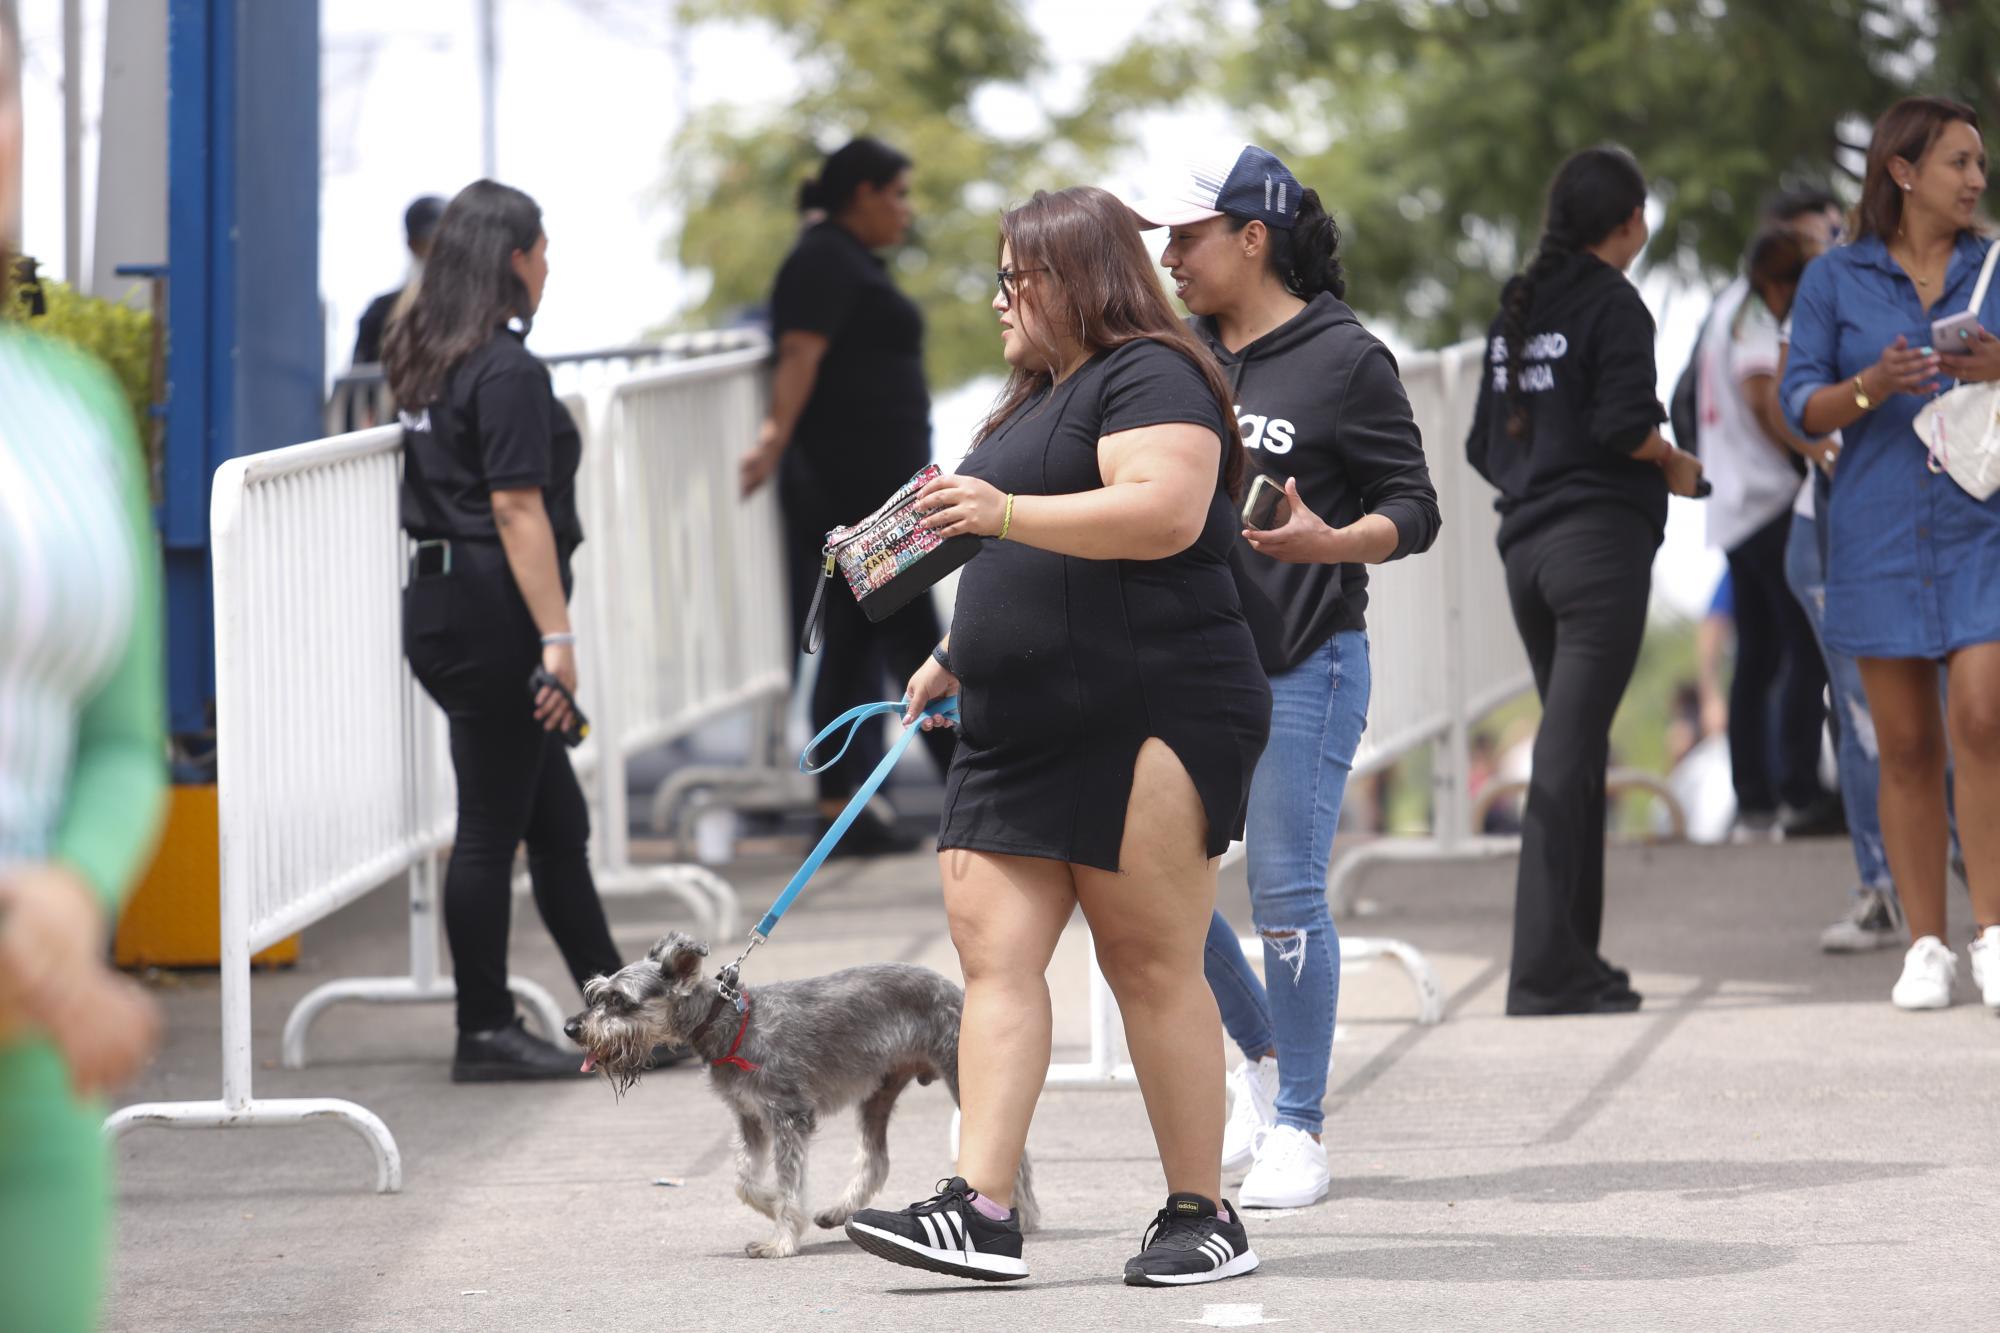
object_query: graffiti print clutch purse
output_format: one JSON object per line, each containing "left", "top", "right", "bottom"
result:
{"left": 801, "top": 463, "right": 982, "bottom": 653}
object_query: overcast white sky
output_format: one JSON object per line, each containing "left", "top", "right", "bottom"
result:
{"left": 13, "top": 0, "right": 1720, "bottom": 615}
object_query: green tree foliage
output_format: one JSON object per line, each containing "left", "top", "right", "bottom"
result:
{"left": 670, "top": 0, "right": 2000, "bottom": 378}
{"left": 1105, "top": 0, "right": 2000, "bottom": 346}
{"left": 668, "top": 0, "right": 1119, "bottom": 391}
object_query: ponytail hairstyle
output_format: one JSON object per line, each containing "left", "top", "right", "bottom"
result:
{"left": 798, "top": 137, "right": 911, "bottom": 217}
{"left": 1501, "top": 146, "right": 1648, "bottom": 438}
{"left": 1227, "top": 187, "right": 1345, "bottom": 300}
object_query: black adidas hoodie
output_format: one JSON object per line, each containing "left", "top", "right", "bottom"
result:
{"left": 1192, "top": 292, "right": 1441, "bottom": 673}
{"left": 1466, "top": 251, "right": 1667, "bottom": 552}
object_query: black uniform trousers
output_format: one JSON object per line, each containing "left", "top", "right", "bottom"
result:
{"left": 402, "top": 538, "right": 622, "bottom": 1033}
{"left": 780, "top": 465, "right": 956, "bottom": 802}
{"left": 1500, "top": 505, "right": 1659, "bottom": 1013}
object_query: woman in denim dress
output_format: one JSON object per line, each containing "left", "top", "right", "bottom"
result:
{"left": 1781, "top": 95, "right": 2000, "bottom": 1012}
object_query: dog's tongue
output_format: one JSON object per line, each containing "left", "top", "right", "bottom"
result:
{"left": 580, "top": 1055, "right": 597, "bottom": 1073}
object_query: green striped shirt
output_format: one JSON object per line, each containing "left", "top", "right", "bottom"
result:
{"left": 0, "top": 329, "right": 165, "bottom": 911}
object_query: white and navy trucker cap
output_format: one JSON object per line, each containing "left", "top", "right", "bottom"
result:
{"left": 1119, "top": 145, "right": 1304, "bottom": 231}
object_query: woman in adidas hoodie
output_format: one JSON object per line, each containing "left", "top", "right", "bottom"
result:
{"left": 1466, "top": 147, "right": 1705, "bottom": 1018}
{"left": 1125, "top": 146, "right": 1440, "bottom": 1210}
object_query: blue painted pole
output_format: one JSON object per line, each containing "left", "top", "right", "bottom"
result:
{"left": 161, "top": 0, "right": 320, "bottom": 747}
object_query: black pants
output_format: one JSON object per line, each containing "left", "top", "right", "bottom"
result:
{"left": 781, "top": 470, "right": 956, "bottom": 801}
{"left": 1501, "top": 507, "right": 1658, "bottom": 1013}
{"left": 403, "top": 540, "right": 621, "bottom": 1033}
{"left": 1724, "top": 509, "right": 1828, "bottom": 815}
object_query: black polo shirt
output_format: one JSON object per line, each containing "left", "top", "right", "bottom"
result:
{"left": 399, "top": 326, "right": 584, "bottom": 567}
{"left": 770, "top": 221, "right": 931, "bottom": 515}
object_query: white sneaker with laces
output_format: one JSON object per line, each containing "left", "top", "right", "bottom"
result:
{"left": 1891, "top": 936, "right": 1957, "bottom": 1011}
{"left": 1969, "top": 926, "right": 2000, "bottom": 1012}
{"left": 1239, "top": 1124, "right": 1330, "bottom": 1210}
{"left": 1221, "top": 1056, "right": 1278, "bottom": 1174}
{"left": 1820, "top": 889, "right": 1904, "bottom": 953}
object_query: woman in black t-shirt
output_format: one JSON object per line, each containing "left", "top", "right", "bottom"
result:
{"left": 385, "top": 180, "right": 627, "bottom": 1081}
{"left": 841, "top": 187, "right": 1269, "bottom": 1288}
{"left": 1465, "top": 149, "right": 1704, "bottom": 1017}
{"left": 741, "top": 137, "right": 954, "bottom": 852}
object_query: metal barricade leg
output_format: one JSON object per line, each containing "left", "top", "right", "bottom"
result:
{"left": 106, "top": 1097, "right": 404, "bottom": 1195}
{"left": 105, "top": 887, "right": 406, "bottom": 1193}
{"left": 284, "top": 861, "right": 573, "bottom": 1069}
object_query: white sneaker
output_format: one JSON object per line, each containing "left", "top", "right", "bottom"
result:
{"left": 1969, "top": 926, "right": 2000, "bottom": 1012}
{"left": 1220, "top": 1056, "right": 1278, "bottom": 1174}
{"left": 1238, "top": 1124, "right": 1330, "bottom": 1210}
{"left": 1891, "top": 936, "right": 1957, "bottom": 1010}
{"left": 1820, "top": 889, "right": 1905, "bottom": 953}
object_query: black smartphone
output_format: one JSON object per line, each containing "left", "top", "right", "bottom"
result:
{"left": 528, "top": 667, "right": 591, "bottom": 748}
{"left": 1241, "top": 474, "right": 1290, "bottom": 530}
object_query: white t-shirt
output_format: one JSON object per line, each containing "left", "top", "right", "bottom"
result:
{"left": 1699, "top": 278, "right": 1803, "bottom": 550}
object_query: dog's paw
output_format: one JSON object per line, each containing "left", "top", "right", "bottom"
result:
{"left": 812, "top": 1207, "right": 852, "bottom": 1230}
{"left": 745, "top": 1237, "right": 799, "bottom": 1259}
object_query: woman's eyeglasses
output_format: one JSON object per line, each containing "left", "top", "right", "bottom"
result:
{"left": 996, "top": 267, "right": 1047, "bottom": 307}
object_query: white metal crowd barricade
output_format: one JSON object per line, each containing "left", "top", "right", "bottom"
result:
{"left": 107, "top": 428, "right": 556, "bottom": 1192}
{"left": 580, "top": 346, "right": 803, "bottom": 882}
{"left": 1046, "top": 340, "right": 1518, "bottom": 1086}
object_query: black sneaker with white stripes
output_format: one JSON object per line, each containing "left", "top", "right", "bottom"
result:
{"left": 845, "top": 1177, "right": 1028, "bottom": 1282}
{"left": 1123, "top": 1192, "right": 1259, "bottom": 1287}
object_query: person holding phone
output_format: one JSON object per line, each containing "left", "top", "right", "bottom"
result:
{"left": 1466, "top": 146, "right": 1706, "bottom": 1018}
{"left": 1780, "top": 96, "right": 2000, "bottom": 1012}
{"left": 1120, "top": 146, "right": 1438, "bottom": 1209}
{"left": 385, "top": 180, "right": 634, "bottom": 1080}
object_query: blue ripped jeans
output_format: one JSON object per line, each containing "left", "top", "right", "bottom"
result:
{"left": 1203, "top": 630, "right": 1369, "bottom": 1137}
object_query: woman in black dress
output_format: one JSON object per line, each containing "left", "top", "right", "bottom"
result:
{"left": 842, "top": 187, "right": 1270, "bottom": 1288}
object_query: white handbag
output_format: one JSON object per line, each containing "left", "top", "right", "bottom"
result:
{"left": 1913, "top": 240, "right": 2000, "bottom": 501}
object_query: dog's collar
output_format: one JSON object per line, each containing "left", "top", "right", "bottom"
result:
{"left": 687, "top": 989, "right": 759, "bottom": 1072}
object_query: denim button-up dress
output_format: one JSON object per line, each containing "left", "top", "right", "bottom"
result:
{"left": 1781, "top": 232, "right": 2000, "bottom": 658}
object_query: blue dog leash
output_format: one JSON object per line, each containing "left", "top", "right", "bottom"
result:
{"left": 714, "top": 694, "right": 958, "bottom": 1002}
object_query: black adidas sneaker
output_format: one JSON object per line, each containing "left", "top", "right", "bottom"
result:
{"left": 846, "top": 1177, "right": 1028, "bottom": 1282}
{"left": 1123, "top": 1192, "right": 1259, "bottom": 1287}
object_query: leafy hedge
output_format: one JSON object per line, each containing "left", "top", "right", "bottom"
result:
{"left": 5, "top": 257, "right": 157, "bottom": 457}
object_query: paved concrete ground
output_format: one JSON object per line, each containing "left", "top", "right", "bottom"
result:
{"left": 105, "top": 835, "right": 1998, "bottom": 1332}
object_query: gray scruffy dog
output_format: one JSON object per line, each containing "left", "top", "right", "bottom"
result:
{"left": 564, "top": 931, "right": 1038, "bottom": 1258}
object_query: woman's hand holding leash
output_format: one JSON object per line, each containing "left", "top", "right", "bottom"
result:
{"left": 903, "top": 652, "right": 961, "bottom": 730}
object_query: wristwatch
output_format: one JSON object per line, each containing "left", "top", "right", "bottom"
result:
{"left": 1852, "top": 373, "right": 1873, "bottom": 411}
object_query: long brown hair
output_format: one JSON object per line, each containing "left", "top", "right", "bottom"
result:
{"left": 977, "top": 186, "right": 1246, "bottom": 497}
{"left": 1855, "top": 96, "right": 1982, "bottom": 243}
{"left": 382, "top": 180, "right": 543, "bottom": 408}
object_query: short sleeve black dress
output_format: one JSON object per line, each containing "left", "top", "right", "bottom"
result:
{"left": 940, "top": 339, "right": 1271, "bottom": 872}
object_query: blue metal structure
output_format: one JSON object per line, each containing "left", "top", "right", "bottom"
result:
{"left": 162, "top": 0, "right": 322, "bottom": 741}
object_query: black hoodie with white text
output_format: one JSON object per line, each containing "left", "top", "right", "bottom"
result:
{"left": 1192, "top": 292, "right": 1441, "bottom": 674}
{"left": 1465, "top": 251, "right": 1667, "bottom": 552}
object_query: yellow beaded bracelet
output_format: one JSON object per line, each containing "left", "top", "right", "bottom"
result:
{"left": 998, "top": 492, "right": 1016, "bottom": 541}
